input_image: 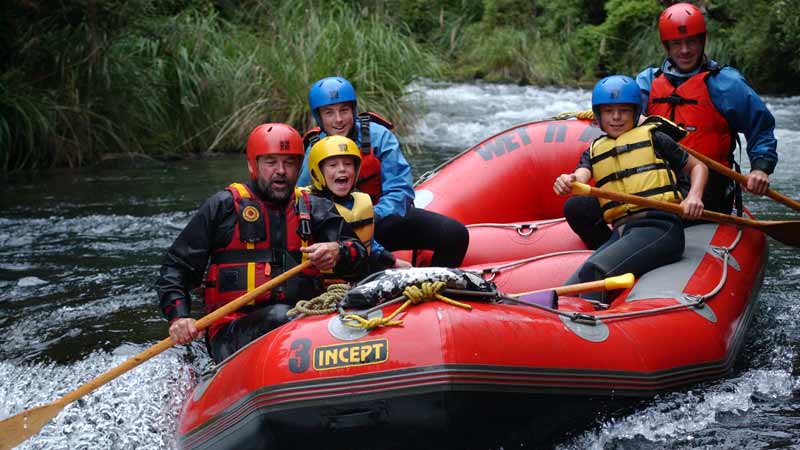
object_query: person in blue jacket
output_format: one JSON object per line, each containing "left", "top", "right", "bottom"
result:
{"left": 564, "top": 2, "right": 778, "bottom": 249}
{"left": 298, "top": 76, "right": 469, "bottom": 267}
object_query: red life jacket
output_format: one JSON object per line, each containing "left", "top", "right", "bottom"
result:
{"left": 203, "top": 183, "right": 316, "bottom": 337}
{"left": 648, "top": 68, "right": 733, "bottom": 167}
{"left": 303, "top": 112, "right": 393, "bottom": 205}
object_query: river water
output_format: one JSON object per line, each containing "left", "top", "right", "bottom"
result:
{"left": 1, "top": 81, "right": 799, "bottom": 449}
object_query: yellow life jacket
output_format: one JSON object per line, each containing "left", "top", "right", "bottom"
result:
{"left": 332, "top": 192, "right": 375, "bottom": 255}
{"left": 295, "top": 187, "right": 374, "bottom": 280}
{"left": 590, "top": 120, "right": 683, "bottom": 224}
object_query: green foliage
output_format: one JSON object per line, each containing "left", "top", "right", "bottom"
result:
{"left": 579, "top": 0, "right": 663, "bottom": 77}
{"left": 0, "top": 75, "right": 56, "bottom": 172}
{"left": 4, "top": 0, "right": 800, "bottom": 173}
{"left": 261, "top": 0, "right": 442, "bottom": 131}
{"left": 482, "top": 0, "right": 535, "bottom": 28}
{"left": 533, "top": 0, "right": 594, "bottom": 36}
{"left": 2, "top": 0, "right": 440, "bottom": 172}
{"left": 711, "top": 0, "right": 800, "bottom": 93}
{"left": 454, "top": 24, "right": 530, "bottom": 81}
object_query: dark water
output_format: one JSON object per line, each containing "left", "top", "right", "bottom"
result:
{"left": 1, "top": 83, "right": 799, "bottom": 449}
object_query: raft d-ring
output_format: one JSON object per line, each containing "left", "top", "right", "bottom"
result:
{"left": 570, "top": 312, "right": 598, "bottom": 325}
{"left": 711, "top": 246, "right": 729, "bottom": 258}
{"left": 481, "top": 269, "right": 497, "bottom": 282}
{"left": 683, "top": 294, "right": 707, "bottom": 307}
{"left": 516, "top": 224, "right": 536, "bottom": 237}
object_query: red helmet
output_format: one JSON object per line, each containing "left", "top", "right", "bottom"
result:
{"left": 658, "top": 3, "right": 706, "bottom": 43}
{"left": 246, "top": 123, "right": 304, "bottom": 180}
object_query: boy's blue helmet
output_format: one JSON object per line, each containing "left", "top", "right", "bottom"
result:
{"left": 591, "top": 75, "right": 642, "bottom": 122}
{"left": 308, "top": 77, "right": 357, "bottom": 127}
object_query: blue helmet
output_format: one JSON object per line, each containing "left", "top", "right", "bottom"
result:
{"left": 591, "top": 75, "right": 642, "bottom": 123}
{"left": 308, "top": 76, "right": 357, "bottom": 127}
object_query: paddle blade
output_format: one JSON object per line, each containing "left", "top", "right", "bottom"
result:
{"left": 517, "top": 290, "right": 558, "bottom": 308}
{"left": 0, "top": 400, "right": 64, "bottom": 450}
{"left": 761, "top": 221, "right": 800, "bottom": 247}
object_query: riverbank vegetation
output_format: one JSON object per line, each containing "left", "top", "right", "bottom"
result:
{"left": 3, "top": 0, "right": 797, "bottom": 173}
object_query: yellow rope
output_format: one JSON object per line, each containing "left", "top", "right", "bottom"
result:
{"left": 342, "top": 281, "right": 471, "bottom": 330}
{"left": 287, "top": 284, "right": 349, "bottom": 318}
{"left": 553, "top": 110, "right": 595, "bottom": 121}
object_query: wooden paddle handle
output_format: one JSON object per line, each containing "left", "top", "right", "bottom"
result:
{"left": 59, "top": 261, "right": 312, "bottom": 406}
{"left": 571, "top": 182, "right": 765, "bottom": 229}
{"left": 680, "top": 144, "right": 800, "bottom": 212}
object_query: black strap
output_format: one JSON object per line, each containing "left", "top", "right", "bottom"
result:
{"left": 600, "top": 185, "right": 678, "bottom": 212}
{"left": 664, "top": 160, "right": 682, "bottom": 201}
{"left": 358, "top": 113, "right": 372, "bottom": 155}
{"left": 652, "top": 93, "right": 698, "bottom": 106}
{"left": 296, "top": 190, "right": 312, "bottom": 240}
{"left": 303, "top": 129, "right": 321, "bottom": 150}
{"left": 595, "top": 163, "right": 670, "bottom": 188}
{"left": 361, "top": 111, "right": 394, "bottom": 130}
{"left": 349, "top": 217, "right": 374, "bottom": 229}
{"left": 642, "top": 116, "right": 688, "bottom": 142}
{"left": 589, "top": 140, "right": 651, "bottom": 165}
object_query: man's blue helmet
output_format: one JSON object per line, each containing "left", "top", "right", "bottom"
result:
{"left": 308, "top": 76, "right": 357, "bottom": 127}
{"left": 591, "top": 75, "right": 642, "bottom": 122}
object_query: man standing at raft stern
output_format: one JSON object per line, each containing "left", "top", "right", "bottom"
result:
{"left": 299, "top": 76, "right": 469, "bottom": 268}
{"left": 155, "top": 123, "right": 368, "bottom": 363}
{"left": 563, "top": 2, "right": 778, "bottom": 249}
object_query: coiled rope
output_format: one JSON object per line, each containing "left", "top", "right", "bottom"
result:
{"left": 342, "top": 281, "right": 472, "bottom": 330}
{"left": 553, "top": 110, "right": 595, "bottom": 121}
{"left": 287, "top": 284, "right": 349, "bottom": 318}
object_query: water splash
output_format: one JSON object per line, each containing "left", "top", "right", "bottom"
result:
{"left": 558, "top": 369, "right": 800, "bottom": 450}
{"left": 0, "top": 343, "right": 208, "bottom": 450}
{"left": 404, "top": 80, "right": 591, "bottom": 150}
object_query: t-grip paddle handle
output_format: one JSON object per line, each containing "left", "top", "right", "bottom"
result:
{"left": 511, "top": 273, "right": 636, "bottom": 298}
{"left": 604, "top": 273, "right": 635, "bottom": 291}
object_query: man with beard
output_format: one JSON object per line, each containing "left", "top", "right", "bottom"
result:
{"left": 156, "top": 123, "right": 368, "bottom": 363}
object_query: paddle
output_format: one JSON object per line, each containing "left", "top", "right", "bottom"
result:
{"left": 510, "top": 273, "right": 635, "bottom": 298}
{"left": 571, "top": 182, "right": 800, "bottom": 247}
{"left": 678, "top": 144, "right": 800, "bottom": 212}
{"left": 0, "top": 260, "right": 312, "bottom": 450}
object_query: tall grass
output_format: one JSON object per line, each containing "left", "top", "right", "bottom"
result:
{"left": 2, "top": 0, "right": 442, "bottom": 173}
{"left": 0, "top": 76, "right": 56, "bottom": 172}
{"left": 258, "top": 0, "right": 443, "bottom": 131}
{"left": 4, "top": 0, "right": 797, "bottom": 174}
{"left": 108, "top": 9, "right": 278, "bottom": 155}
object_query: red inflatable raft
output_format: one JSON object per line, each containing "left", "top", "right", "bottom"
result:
{"left": 176, "top": 118, "right": 767, "bottom": 450}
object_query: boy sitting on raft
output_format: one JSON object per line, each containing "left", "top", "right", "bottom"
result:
{"left": 553, "top": 75, "right": 708, "bottom": 304}
{"left": 305, "top": 135, "right": 411, "bottom": 274}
